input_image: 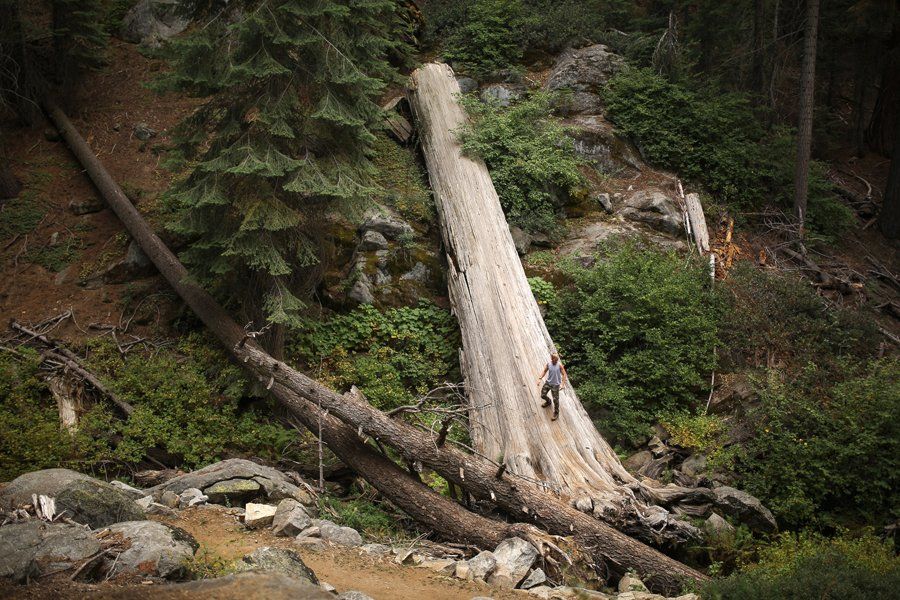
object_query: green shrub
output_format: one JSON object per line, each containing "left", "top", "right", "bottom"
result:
{"left": 292, "top": 302, "right": 460, "bottom": 411}
{"left": 703, "top": 531, "right": 900, "bottom": 600}
{"left": 547, "top": 243, "right": 721, "bottom": 443}
{"left": 736, "top": 358, "right": 899, "bottom": 529}
{"left": 458, "top": 91, "right": 587, "bottom": 234}
{"left": 527, "top": 276, "right": 557, "bottom": 306}
{"left": 660, "top": 412, "right": 736, "bottom": 471}
{"left": 85, "top": 334, "right": 298, "bottom": 468}
{"left": 443, "top": 0, "right": 526, "bottom": 77}
{"left": 604, "top": 69, "right": 851, "bottom": 240}
{"left": 320, "top": 496, "right": 403, "bottom": 539}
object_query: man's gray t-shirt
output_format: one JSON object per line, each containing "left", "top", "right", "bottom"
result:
{"left": 546, "top": 362, "right": 563, "bottom": 386}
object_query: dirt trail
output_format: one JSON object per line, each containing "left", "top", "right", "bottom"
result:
{"left": 160, "top": 506, "right": 522, "bottom": 600}
{"left": 0, "top": 505, "right": 525, "bottom": 600}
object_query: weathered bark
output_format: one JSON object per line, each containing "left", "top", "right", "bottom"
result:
{"left": 793, "top": 0, "right": 820, "bottom": 238}
{"left": 44, "top": 99, "right": 708, "bottom": 593}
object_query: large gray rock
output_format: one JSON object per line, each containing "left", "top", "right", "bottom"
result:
{"left": 546, "top": 45, "right": 625, "bottom": 115}
{"left": 481, "top": 83, "right": 523, "bottom": 107}
{"left": 233, "top": 547, "right": 318, "bottom": 585}
{"left": 456, "top": 76, "right": 479, "bottom": 94}
{"left": 120, "top": 0, "right": 190, "bottom": 48}
{"left": 0, "top": 469, "right": 145, "bottom": 528}
{"left": 359, "top": 230, "right": 389, "bottom": 251}
{"left": 103, "top": 240, "right": 155, "bottom": 284}
{"left": 93, "top": 572, "right": 333, "bottom": 599}
{"left": 509, "top": 225, "right": 532, "bottom": 255}
{"left": 272, "top": 499, "right": 312, "bottom": 537}
{"left": 0, "top": 520, "right": 100, "bottom": 582}
{"left": 148, "top": 459, "right": 313, "bottom": 506}
{"left": 520, "top": 568, "right": 547, "bottom": 589}
{"left": 565, "top": 115, "right": 643, "bottom": 174}
{"left": 204, "top": 478, "right": 262, "bottom": 505}
{"left": 623, "top": 450, "right": 653, "bottom": 473}
{"left": 617, "top": 190, "right": 684, "bottom": 236}
{"left": 399, "top": 262, "right": 430, "bottom": 284}
{"left": 487, "top": 537, "right": 538, "bottom": 588}
{"left": 104, "top": 521, "right": 197, "bottom": 579}
{"left": 315, "top": 520, "right": 362, "bottom": 547}
{"left": 463, "top": 550, "right": 497, "bottom": 582}
{"left": 713, "top": 486, "right": 777, "bottom": 533}
{"left": 348, "top": 274, "right": 376, "bottom": 305}
{"left": 361, "top": 209, "right": 413, "bottom": 239}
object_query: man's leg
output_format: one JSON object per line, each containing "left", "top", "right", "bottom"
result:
{"left": 551, "top": 385, "right": 560, "bottom": 420}
{"left": 540, "top": 382, "right": 551, "bottom": 407}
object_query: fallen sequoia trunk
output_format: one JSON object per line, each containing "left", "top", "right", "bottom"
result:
{"left": 406, "top": 63, "right": 773, "bottom": 539}
{"left": 44, "top": 99, "right": 708, "bottom": 592}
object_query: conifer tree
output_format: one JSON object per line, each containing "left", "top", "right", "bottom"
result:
{"left": 160, "top": 0, "right": 407, "bottom": 356}
{"left": 51, "top": 0, "right": 108, "bottom": 79}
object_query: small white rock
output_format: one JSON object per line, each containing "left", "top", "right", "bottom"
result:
{"left": 243, "top": 502, "right": 277, "bottom": 529}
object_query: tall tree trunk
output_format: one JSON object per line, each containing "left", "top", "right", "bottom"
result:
{"left": 405, "top": 62, "right": 773, "bottom": 544}
{"left": 751, "top": 0, "right": 767, "bottom": 96}
{"left": 879, "top": 111, "right": 900, "bottom": 239}
{"left": 43, "top": 99, "right": 710, "bottom": 594}
{"left": 793, "top": 0, "right": 820, "bottom": 239}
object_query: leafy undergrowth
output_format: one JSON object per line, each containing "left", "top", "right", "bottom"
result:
{"left": 0, "top": 333, "right": 306, "bottom": 480}
{"left": 291, "top": 302, "right": 460, "bottom": 412}
{"left": 701, "top": 531, "right": 900, "bottom": 600}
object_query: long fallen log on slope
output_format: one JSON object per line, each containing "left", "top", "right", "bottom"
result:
{"left": 44, "top": 99, "right": 707, "bottom": 592}
{"left": 405, "top": 62, "right": 770, "bottom": 541}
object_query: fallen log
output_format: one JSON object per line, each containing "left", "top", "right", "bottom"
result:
{"left": 406, "top": 63, "right": 759, "bottom": 543}
{"left": 10, "top": 320, "right": 134, "bottom": 417}
{"left": 44, "top": 99, "right": 709, "bottom": 592}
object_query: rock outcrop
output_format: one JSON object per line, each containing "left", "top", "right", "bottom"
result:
{"left": 0, "top": 469, "right": 145, "bottom": 528}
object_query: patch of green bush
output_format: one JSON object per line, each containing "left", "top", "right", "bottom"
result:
{"left": 291, "top": 302, "right": 460, "bottom": 412}
{"left": 703, "top": 530, "right": 900, "bottom": 600}
{"left": 735, "top": 358, "right": 899, "bottom": 529}
{"left": 0, "top": 349, "right": 115, "bottom": 480}
{"left": 604, "top": 69, "right": 853, "bottom": 240}
{"left": 458, "top": 91, "right": 587, "bottom": 234}
{"left": 443, "top": 0, "right": 525, "bottom": 77}
{"left": 320, "top": 496, "right": 403, "bottom": 539}
{"left": 660, "top": 412, "right": 736, "bottom": 471}
{"left": 547, "top": 243, "right": 721, "bottom": 443}
{"left": 83, "top": 334, "right": 297, "bottom": 468}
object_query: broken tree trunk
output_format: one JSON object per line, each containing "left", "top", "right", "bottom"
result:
{"left": 408, "top": 63, "right": 702, "bottom": 532}
{"left": 45, "top": 100, "right": 709, "bottom": 592}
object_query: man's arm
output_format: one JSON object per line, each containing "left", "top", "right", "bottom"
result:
{"left": 560, "top": 362, "right": 569, "bottom": 387}
{"left": 536, "top": 364, "right": 548, "bottom": 386}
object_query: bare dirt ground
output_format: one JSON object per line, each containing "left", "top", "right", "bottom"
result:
{"left": 0, "top": 505, "right": 524, "bottom": 600}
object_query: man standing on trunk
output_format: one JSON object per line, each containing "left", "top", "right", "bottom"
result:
{"left": 537, "top": 352, "right": 567, "bottom": 421}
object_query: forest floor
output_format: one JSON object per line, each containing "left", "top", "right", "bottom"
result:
{"left": 0, "top": 506, "right": 522, "bottom": 600}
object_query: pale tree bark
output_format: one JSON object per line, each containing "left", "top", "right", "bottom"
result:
{"left": 43, "top": 99, "right": 709, "bottom": 593}
{"left": 793, "top": 0, "right": 820, "bottom": 238}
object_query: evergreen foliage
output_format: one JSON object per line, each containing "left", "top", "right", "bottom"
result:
{"left": 604, "top": 68, "right": 854, "bottom": 240}
{"left": 159, "top": 0, "right": 407, "bottom": 330}
{"left": 458, "top": 91, "right": 587, "bottom": 234}
{"left": 547, "top": 243, "right": 721, "bottom": 443}
{"left": 51, "top": 0, "right": 108, "bottom": 73}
